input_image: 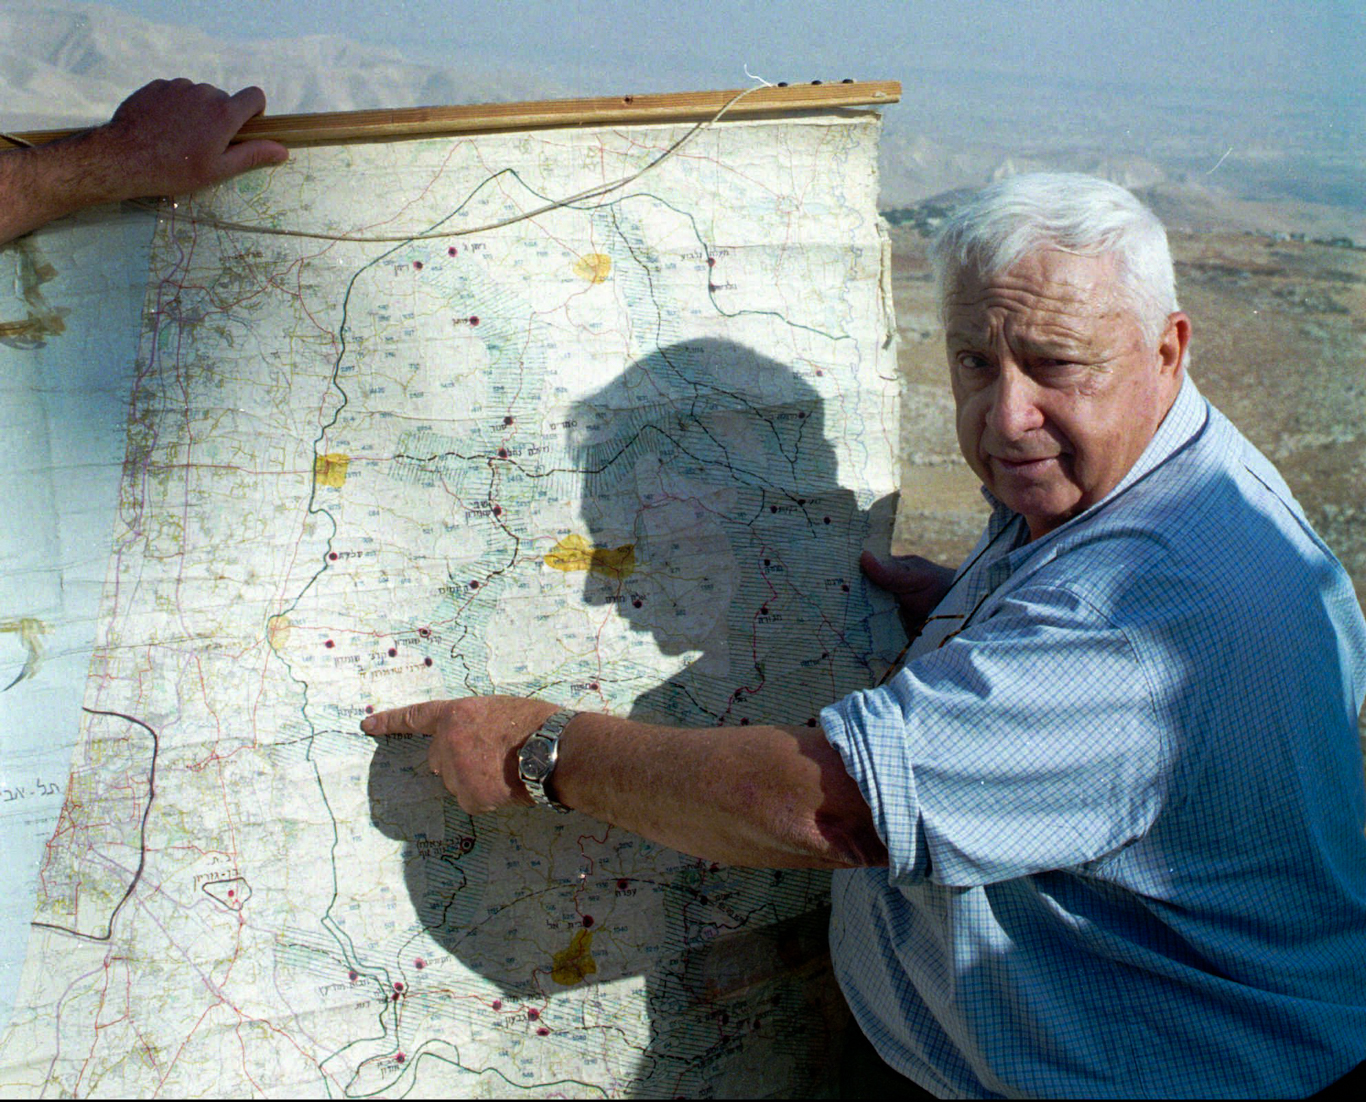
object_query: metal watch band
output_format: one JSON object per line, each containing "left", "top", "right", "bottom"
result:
{"left": 517, "top": 708, "right": 577, "bottom": 813}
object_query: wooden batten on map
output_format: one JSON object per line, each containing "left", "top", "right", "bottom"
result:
{"left": 9, "top": 81, "right": 901, "bottom": 148}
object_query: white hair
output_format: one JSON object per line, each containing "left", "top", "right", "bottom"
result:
{"left": 929, "top": 173, "right": 1180, "bottom": 347}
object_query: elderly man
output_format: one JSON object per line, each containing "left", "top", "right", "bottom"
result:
{"left": 366, "top": 173, "right": 1366, "bottom": 1097}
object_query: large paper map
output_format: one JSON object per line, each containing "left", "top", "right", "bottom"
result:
{"left": 0, "top": 111, "right": 899, "bottom": 1096}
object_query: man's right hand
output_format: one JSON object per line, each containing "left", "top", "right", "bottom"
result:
{"left": 860, "top": 550, "right": 955, "bottom": 637}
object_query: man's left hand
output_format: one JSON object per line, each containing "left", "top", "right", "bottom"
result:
{"left": 362, "top": 696, "right": 559, "bottom": 814}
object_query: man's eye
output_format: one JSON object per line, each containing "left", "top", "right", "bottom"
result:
{"left": 956, "top": 353, "right": 991, "bottom": 372}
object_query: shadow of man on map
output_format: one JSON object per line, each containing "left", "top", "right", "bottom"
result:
{"left": 562, "top": 338, "right": 898, "bottom": 1093}
{"left": 367, "top": 339, "right": 897, "bottom": 1095}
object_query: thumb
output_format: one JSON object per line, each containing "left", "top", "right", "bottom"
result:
{"left": 860, "top": 550, "right": 913, "bottom": 593}
{"left": 860, "top": 550, "right": 946, "bottom": 596}
{"left": 218, "top": 139, "right": 289, "bottom": 178}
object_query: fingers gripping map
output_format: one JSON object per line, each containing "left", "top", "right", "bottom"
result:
{"left": 0, "top": 109, "right": 899, "bottom": 1096}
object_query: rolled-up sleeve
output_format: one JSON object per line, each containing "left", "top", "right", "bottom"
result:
{"left": 822, "top": 583, "right": 1169, "bottom": 889}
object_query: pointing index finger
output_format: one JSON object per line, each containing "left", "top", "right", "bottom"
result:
{"left": 361, "top": 699, "right": 450, "bottom": 736}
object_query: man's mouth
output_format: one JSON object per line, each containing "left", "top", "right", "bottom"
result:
{"left": 993, "top": 455, "right": 1059, "bottom": 471}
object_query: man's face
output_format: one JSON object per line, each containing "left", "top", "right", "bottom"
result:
{"left": 945, "top": 247, "right": 1188, "bottom": 539}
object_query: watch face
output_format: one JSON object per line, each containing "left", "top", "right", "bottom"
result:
{"left": 520, "top": 736, "right": 553, "bottom": 781}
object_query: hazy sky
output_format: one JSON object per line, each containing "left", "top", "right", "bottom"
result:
{"left": 103, "top": 0, "right": 1363, "bottom": 101}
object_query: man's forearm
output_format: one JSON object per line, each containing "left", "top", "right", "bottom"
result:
{"left": 552, "top": 713, "right": 888, "bottom": 870}
{"left": 0, "top": 131, "right": 127, "bottom": 244}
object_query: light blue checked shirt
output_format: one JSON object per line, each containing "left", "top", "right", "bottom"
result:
{"left": 822, "top": 376, "right": 1366, "bottom": 1098}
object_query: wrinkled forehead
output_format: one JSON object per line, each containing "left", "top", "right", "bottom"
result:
{"left": 943, "top": 247, "right": 1132, "bottom": 333}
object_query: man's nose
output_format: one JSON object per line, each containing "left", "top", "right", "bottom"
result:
{"left": 985, "top": 363, "right": 1046, "bottom": 439}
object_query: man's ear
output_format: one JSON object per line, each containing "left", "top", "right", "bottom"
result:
{"left": 1158, "top": 311, "right": 1191, "bottom": 378}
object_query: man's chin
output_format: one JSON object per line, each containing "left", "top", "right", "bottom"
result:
{"left": 991, "top": 482, "right": 1078, "bottom": 530}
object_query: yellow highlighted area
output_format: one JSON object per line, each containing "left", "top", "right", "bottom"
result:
{"left": 551, "top": 929, "right": 597, "bottom": 986}
{"left": 314, "top": 453, "right": 350, "bottom": 488}
{"left": 266, "top": 616, "right": 290, "bottom": 650}
{"left": 0, "top": 617, "right": 50, "bottom": 687}
{"left": 544, "top": 534, "right": 635, "bottom": 580}
{"left": 572, "top": 253, "right": 612, "bottom": 284}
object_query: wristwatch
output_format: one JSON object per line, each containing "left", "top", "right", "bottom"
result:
{"left": 517, "top": 709, "right": 577, "bottom": 813}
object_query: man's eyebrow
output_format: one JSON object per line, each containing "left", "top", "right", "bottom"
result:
{"left": 1017, "top": 332, "right": 1090, "bottom": 355}
{"left": 944, "top": 324, "right": 986, "bottom": 344}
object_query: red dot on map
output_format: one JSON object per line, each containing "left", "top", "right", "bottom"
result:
{"left": 329, "top": 552, "right": 339, "bottom": 561}
{"left": 418, "top": 627, "right": 430, "bottom": 637}
{"left": 448, "top": 246, "right": 457, "bottom": 256}
{"left": 582, "top": 915, "right": 594, "bottom": 928}
{"left": 527, "top": 1008, "right": 539, "bottom": 1021}
{"left": 798, "top": 411, "right": 806, "bottom": 418}
{"left": 228, "top": 889, "right": 235, "bottom": 897}
{"left": 739, "top": 718, "right": 750, "bottom": 726}
{"left": 588, "top": 682, "right": 598, "bottom": 691}
{"left": 824, "top": 516, "right": 831, "bottom": 524}
{"left": 325, "top": 640, "right": 334, "bottom": 648}
{"left": 396, "top": 1052, "right": 406, "bottom": 1063}
{"left": 365, "top": 704, "right": 375, "bottom": 714}
{"left": 632, "top": 599, "right": 642, "bottom": 608}
{"left": 394, "top": 982, "right": 404, "bottom": 993}
{"left": 388, "top": 647, "right": 397, "bottom": 657}
{"left": 492, "top": 506, "right": 502, "bottom": 516}
{"left": 807, "top": 717, "right": 818, "bottom": 727}
{"left": 424, "top": 657, "right": 433, "bottom": 667}
{"left": 391, "top": 993, "right": 400, "bottom": 1002}
{"left": 763, "top": 559, "right": 771, "bottom": 566}
{"left": 707, "top": 257, "right": 716, "bottom": 267}
{"left": 497, "top": 448, "right": 508, "bottom": 459}
{"left": 469, "top": 580, "right": 480, "bottom": 589}
{"left": 815, "top": 369, "right": 824, "bottom": 376}
{"left": 536, "top": 1026, "right": 550, "bottom": 1036}
{"left": 617, "top": 879, "right": 629, "bottom": 890}
{"left": 469, "top": 316, "right": 480, "bottom": 326}
{"left": 492, "top": 999, "right": 503, "bottom": 1010}
{"left": 708, "top": 283, "right": 717, "bottom": 292}
{"left": 841, "top": 584, "right": 850, "bottom": 592}
{"left": 349, "top": 970, "right": 358, "bottom": 981}
{"left": 760, "top": 606, "right": 769, "bottom": 614}
{"left": 769, "top": 505, "right": 777, "bottom": 513}
{"left": 415, "top": 958, "right": 425, "bottom": 969}
{"left": 413, "top": 261, "right": 423, "bottom": 271}
{"left": 503, "top": 415, "right": 514, "bottom": 425}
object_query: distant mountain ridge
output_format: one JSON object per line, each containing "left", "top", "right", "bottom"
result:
{"left": 0, "top": 0, "right": 566, "bottom": 129}
{"left": 4, "top": 0, "right": 1360, "bottom": 239}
